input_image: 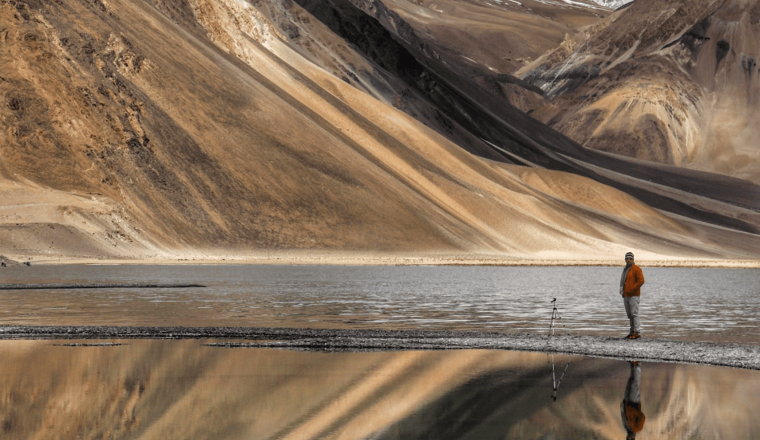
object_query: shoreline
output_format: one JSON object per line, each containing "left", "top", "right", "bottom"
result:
{"left": 10, "top": 254, "right": 760, "bottom": 269}
{"left": 2, "top": 326, "right": 759, "bottom": 370}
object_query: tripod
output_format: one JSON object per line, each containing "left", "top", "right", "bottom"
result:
{"left": 549, "top": 298, "right": 562, "bottom": 336}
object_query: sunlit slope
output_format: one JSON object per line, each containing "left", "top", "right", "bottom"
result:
{"left": 291, "top": 0, "right": 760, "bottom": 243}
{"left": 1, "top": 0, "right": 489, "bottom": 255}
{"left": 522, "top": 0, "right": 760, "bottom": 183}
{"left": 0, "top": 179, "right": 159, "bottom": 259}
{"left": 0, "top": 0, "right": 758, "bottom": 260}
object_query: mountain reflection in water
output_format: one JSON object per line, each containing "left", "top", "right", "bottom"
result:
{"left": 0, "top": 340, "right": 758, "bottom": 439}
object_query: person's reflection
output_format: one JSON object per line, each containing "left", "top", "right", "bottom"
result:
{"left": 621, "top": 361, "right": 646, "bottom": 439}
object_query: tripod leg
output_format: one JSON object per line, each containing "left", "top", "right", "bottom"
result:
{"left": 549, "top": 309, "right": 555, "bottom": 335}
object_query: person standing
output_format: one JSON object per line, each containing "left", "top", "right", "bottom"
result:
{"left": 620, "top": 252, "right": 644, "bottom": 339}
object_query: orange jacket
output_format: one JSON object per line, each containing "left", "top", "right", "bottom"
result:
{"left": 624, "top": 264, "right": 644, "bottom": 297}
{"left": 622, "top": 401, "right": 646, "bottom": 433}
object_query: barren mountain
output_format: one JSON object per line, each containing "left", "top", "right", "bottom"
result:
{"left": 0, "top": 0, "right": 759, "bottom": 262}
{"left": 337, "top": 0, "right": 608, "bottom": 112}
{"left": 520, "top": 0, "right": 760, "bottom": 184}
{"left": 285, "top": 0, "right": 760, "bottom": 251}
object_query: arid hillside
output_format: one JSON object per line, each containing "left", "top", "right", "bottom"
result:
{"left": 336, "top": 0, "right": 608, "bottom": 112}
{"left": 284, "top": 0, "right": 760, "bottom": 254}
{"left": 0, "top": 0, "right": 759, "bottom": 262}
{"left": 520, "top": 0, "right": 760, "bottom": 184}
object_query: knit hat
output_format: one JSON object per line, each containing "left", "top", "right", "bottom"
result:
{"left": 625, "top": 252, "right": 634, "bottom": 259}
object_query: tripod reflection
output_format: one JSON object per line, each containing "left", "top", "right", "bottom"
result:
{"left": 548, "top": 354, "right": 569, "bottom": 401}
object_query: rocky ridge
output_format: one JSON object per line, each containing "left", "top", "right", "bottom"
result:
{"left": 520, "top": 0, "right": 760, "bottom": 184}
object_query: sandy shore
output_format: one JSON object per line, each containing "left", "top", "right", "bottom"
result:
{"left": 2, "top": 326, "right": 758, "bottom": 370}
{"left": 16, "top": 253, "right": 760, "bottom": 268}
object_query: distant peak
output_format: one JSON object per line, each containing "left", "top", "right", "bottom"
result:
{"left": 588, "top": 0, "right": 635, "bottom": 10}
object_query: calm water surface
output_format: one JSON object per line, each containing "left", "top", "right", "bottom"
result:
{"left": 0, "top": 340, "right": 758, "bottom": 439}
{"left": 0, "top": 265, "right": 758, "bottom": 344}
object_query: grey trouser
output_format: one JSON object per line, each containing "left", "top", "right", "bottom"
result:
{"left": 624, "top": 296, "right": 641, "bottom": 334}
{"left": 625, "top": 362, "right": 641, "bottom": 403}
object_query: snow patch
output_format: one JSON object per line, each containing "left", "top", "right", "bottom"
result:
{"left": 530, "top": 0, "right": 610, "bottom": 12}
{"left": 587, "top": 0, "right": 635, "bottom": 9}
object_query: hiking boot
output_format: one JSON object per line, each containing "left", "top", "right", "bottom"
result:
{"left": 630, "top": 333, "right": 641, "bottom": 339}
{"left": 624, "top": 333, "right": 634, "bottom": 339}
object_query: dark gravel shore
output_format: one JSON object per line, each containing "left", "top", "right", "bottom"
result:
{"left": 0, "top": 283, "right": 205, "bottom": 290}
{"left": 1, "top": 326, "right": 758, "bottom": 370}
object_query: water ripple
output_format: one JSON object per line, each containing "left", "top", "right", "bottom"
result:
{"left": 0, "top": 265, "right": 757, "bottom": 344}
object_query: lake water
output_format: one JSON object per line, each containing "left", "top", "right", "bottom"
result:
{"left": 0, "top": 265, "right": 758, "bottom": 344}
{"left": 1, "top": 339, "right": 759, "bottom": 439}
{"left": 2, "top": 265, "right": 760, "bottom": 439}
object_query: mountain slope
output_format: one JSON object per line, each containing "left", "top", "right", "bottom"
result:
{"left": 285, "top": 0, "right": 760, "bottom": 246}
{"left": 0, "top": 0, "right": 759, "bottom": 261}
{"left": 520, "top": 0, "right": 760, "bottom": 184}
